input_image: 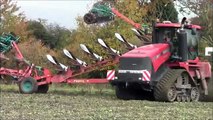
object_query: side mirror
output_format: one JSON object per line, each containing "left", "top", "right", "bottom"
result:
{"left": 191, "top": 28, "right": 197, "bottom": 35}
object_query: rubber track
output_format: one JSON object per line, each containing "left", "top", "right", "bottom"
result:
{"left": 154, "top": 69, "right": 185, "bottom": 102}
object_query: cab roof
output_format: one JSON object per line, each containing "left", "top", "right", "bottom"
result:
{"left": 156, "top": 23, "right": 201, "bottom": 30}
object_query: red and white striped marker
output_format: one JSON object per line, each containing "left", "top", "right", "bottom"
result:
{"left": 107, "top": 70, "right": 115, "bottom": 80}
{"left": 142, "top": 70, "right": 151, "bottom": 81}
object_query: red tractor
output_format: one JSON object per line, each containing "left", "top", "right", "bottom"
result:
{"left": 1, "top": 2, "right": 211, "bottom": 103}
{"left": 110, "top": 18, "right": 212, "bottom": 102}
{"left": 84, "top": 2, "right": 212, "bottom": 102}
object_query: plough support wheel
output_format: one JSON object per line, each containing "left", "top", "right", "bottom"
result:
{"left": 19, "top": 77, "right": 38, "bottom": 94}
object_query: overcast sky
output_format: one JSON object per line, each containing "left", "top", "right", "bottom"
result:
{"left": 16, "top": 1, "right": 196, "bottom": 29}
{"left": 16, "top": 0, "right": 95, "bottom": 29}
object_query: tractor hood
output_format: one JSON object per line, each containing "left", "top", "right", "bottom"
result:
{"left": 121, "top": 43, "right": 171, "bottom": 72}
{"left": 121, "top": 43, "right": 169, "bottom": 58}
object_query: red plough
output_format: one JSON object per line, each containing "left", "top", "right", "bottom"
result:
{"left": 1, "top": 35, "right": 131, "bottom": 94}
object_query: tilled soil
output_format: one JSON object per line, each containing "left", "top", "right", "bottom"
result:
{"left": 0, "top": 85, "right": 212, "bottom": 120}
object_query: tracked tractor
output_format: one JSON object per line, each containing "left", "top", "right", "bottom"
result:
{"left": 1, "top": 1, "right": 211, "bottom": 102}
{"left": 84, "top": 2, "right": 213, "bottom": 102}
{"left": 110, "top": 19, "right": 212, "bottom": 102}
{"left": 84, "top": 2, "right": 212, "bottom": 102}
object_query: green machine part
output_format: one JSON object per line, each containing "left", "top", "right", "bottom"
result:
{"left": 84, "top": 1, "right": 150, "bottom": 31}
{"left": 84, "top": 1, "right": 114, "bottom": 24}
{"left": 0, "top": 32, "right": 43, "bottom": 74}
{"left": 0, "top": 32, "right": 19, "bottom": 53}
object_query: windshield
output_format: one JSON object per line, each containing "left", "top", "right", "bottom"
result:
{"left": 153, "top": 27, "right": 178, "bottom": 43}
{"left": 185, "top": 29, "right": 200, "bottom": 47}
{"left": 185, "top": 29, "right": 200, "bottom": 59}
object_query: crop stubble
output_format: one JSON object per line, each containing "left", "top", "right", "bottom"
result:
{"left": 0, "top": 85, "right": 212, "bottom": 120}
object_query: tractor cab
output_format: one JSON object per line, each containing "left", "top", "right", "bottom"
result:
{"left": 153, "top": 21, "right": 201, "bottom": 60}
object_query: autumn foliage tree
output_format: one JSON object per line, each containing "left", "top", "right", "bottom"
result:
{"left": 0, "top": 0, "right": 29, "bottom": 41}
{"left": 0, "top": 1, "right": 59, "bottom": 73}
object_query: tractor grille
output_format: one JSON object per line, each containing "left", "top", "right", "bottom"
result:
{"left": 119, "top": 57, "right": 151, "bottom": 70}
{"left": 118, "top": 73, "right": 141, "bottom": 82}
{"left": 117, "top": 57, "right": 152, "bottom": 82}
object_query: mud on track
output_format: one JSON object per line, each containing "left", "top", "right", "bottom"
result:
{"left": 0, "top": 85, "right": 213, "bottom": 120}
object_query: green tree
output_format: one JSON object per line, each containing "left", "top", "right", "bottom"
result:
{"left": 27, "top": 20, "right": 73, "bottom": 49}
{"left": 27, "top": 20, "right": 53, "bottom": 48}
{"left": 46, "top": 23, "right": 72, "bottom": 49}
{"left": 27, "top": 20, "right": 48, "bottom": 40}
{"left": 144, "top": 0, "right": 178, "bottom": 22}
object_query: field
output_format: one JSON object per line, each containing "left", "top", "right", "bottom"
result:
{"left": 0, "top": 84, "right": 213, "bottom": 120}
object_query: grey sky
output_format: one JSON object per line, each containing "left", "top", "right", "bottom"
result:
{"left": 16, "top": 0, "right": 95, "bottom": 29}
